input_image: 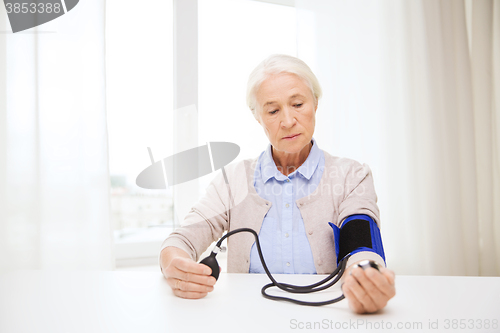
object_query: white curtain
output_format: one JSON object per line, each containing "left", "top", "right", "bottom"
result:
{"left": 297, "top": 0, "right": 500, "bottom": 276}
{"left": 0, "top": 1, "right": 113, "bottom": 272}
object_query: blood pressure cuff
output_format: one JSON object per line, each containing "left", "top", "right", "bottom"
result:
{"left": 328, "top": 214, "right": 386, "bottom": 265}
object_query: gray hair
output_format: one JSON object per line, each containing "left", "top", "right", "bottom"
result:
{"left": 246, "top": 54, "right": 322, "bottom": 116}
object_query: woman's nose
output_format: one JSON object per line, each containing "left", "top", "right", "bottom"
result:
{"left": 280, "top": 107, "right": 296, "bottom": 128}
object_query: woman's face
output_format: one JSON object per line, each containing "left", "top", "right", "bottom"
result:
{"left": 255, "top": 73, "right": 317, "bottom": 156}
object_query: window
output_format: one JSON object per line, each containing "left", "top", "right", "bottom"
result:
{"left": 106, "top": 0, "right": 174, "bottom": 265}
{"left": 106, "top": 0, "right": 296, "bottom": 267}
{"left": 198, "top": 0, "right": 297, "bottom": 192}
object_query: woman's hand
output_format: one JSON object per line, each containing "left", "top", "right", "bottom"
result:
{"left": 161, "top": 247, "right": 217, "bottom": 299}
{"left": 342, "top": 265, "right": 396, "bottom": 314}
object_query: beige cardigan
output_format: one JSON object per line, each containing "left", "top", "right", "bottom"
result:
{"left": 160, "top": 150, "right": 385, "bottom": 274}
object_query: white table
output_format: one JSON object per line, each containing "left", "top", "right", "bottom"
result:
{"left": 1, "top": 271, "right": 499, "bottom": 333}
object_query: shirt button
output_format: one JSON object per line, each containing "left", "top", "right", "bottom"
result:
{"left": 285, "top": 203, "right": 290, "bottom": 208}
{"left": 286, "top": 179, "right": 290, "bottom": 182}
{"left": 286, "top": 262, "right": 290, "bottom": 267}
{"left": 285, "top": 233, "right": 289, "bottom": 238}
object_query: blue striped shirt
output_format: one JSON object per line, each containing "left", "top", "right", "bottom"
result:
{"left": 249, "top": 138, "right": 325, "bottom": 274}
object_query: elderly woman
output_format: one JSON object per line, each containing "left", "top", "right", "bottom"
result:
{"left": 160, "top": 54, "right": 395, "bottom": 314}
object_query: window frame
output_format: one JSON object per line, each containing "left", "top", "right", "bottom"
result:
{"left": 113, "top": 0, "right": 296, "bottom": 267}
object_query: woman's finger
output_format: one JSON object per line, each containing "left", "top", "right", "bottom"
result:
{"left": 352, "top": 267, "right": 388, "bottom": 310}
{"left": 348, "top": 268, "right": 379, "bottom": 313}
{"left": 381, "top": 267, "right": 396, "bottom": 285}
{"left": 367, "top": 267, "right": 396, "bottom": 299}
{"left": 167, "top": 278, "right": 215, "bottom": 293}
{"left": 342, "top": 278, "right": 366, "bottom": 314}
{"left": 172, "top": 289, "right": 208, "bottom": 299}
{"left": 165, "top": 258, "right": 217, "bottom": 287}
{"left": 173, "top": 257, "right": 213, "bottom": 276}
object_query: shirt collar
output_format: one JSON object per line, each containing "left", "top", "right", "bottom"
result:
{"left": 260, "top": 138, "right": 320, "bottom": 183}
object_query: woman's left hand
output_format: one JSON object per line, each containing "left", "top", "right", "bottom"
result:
{"left": 342, "top": 265, "right": 396, "bottom": 314}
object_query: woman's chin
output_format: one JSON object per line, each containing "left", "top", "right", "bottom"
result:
{"left": 275, "top": 141, "right": 310, "bottom": 155}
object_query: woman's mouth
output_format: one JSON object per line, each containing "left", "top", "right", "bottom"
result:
{"left": 283, "top": 134, "right": 300, "bottom": 140}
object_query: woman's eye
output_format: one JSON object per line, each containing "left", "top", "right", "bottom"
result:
{"left": 269, "top": 110, "right": 278, "bottom": 115}
{"left": 294, "top": 103, "right": 303, "bottom": 108}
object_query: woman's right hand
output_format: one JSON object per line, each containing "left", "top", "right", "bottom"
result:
{"left": 161, "top": 247, "right": 217, "bottom": 299}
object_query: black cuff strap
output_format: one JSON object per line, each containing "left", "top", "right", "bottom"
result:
{"left": 338, "top": 219, "right": 372, "bottom": 261}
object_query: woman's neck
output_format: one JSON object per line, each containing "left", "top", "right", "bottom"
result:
{"left": 271, "top": 141, "right": 313, "bottom": 176}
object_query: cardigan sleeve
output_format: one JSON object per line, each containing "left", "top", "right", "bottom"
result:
{"left": 337, "top": 161, "right": 380, "bottom": 227}
{"left": 159, "top": 171, "right": 231, "bottom": 262}
{"left": 337, "top": 161, "right": 386, "bottom": 267}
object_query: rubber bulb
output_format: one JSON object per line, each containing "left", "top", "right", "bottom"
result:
{"left": 200, "top": 252, "right": 220, "bottom": 280}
